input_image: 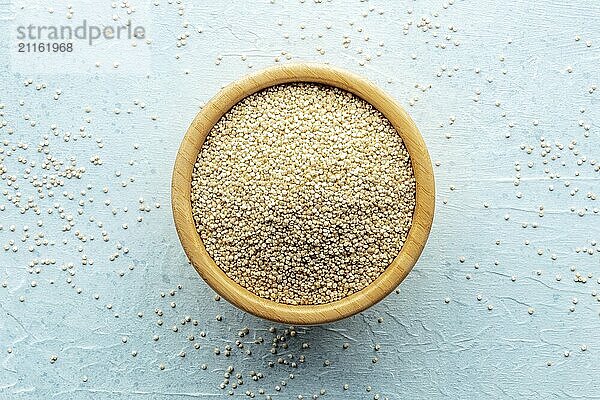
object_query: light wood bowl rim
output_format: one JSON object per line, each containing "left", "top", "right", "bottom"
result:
{"left": 171, "top": 63, "right": 435, "bottom": 325}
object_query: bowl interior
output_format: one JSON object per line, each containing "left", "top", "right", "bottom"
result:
{"left": 171, "top": 63, "right": 435, "bottom": 325}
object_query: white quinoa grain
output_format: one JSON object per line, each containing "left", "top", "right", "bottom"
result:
{"left": 191, "top": 83, "right": 416, "bottom": 305}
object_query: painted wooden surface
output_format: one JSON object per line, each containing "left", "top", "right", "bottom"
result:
{"left": 1, "top": 0, "right": 599, "bottom": 399}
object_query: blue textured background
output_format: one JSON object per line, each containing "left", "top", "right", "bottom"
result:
{"left": 1, "top": 1, "right": 599, "bottom": 399}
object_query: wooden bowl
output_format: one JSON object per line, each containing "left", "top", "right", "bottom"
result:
{"left": 172, "top": 63, "right": 435, "bottom": 325}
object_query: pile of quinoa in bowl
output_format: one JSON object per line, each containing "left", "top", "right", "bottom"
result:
{"left": 191, "top": 82, "right": 416, "bottom": 305}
